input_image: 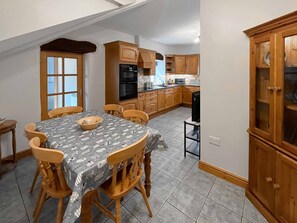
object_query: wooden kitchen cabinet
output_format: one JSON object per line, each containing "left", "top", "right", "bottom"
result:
{"left": 138, "top": 93, "right": 145, "bottom": 111}
{"left": 245, "top": 11, "right": 297, "bottom": 222}
{"left": 182, "top": 86, "right": 199, "bottom": 106}
{"left": 165, "top": 88, "right": 174, "bottom": 108}
{"left": 174, "top": 55, "right": 186, "bottom": 74}
{"left": 186, "top": 54, "right": 199, "bottom": 74}
{"left": 119, "top": 99, "right": 138, "bottom": 111}
{"left": 174, "top": 87, "right": 182, "bottom": 105}
{"left": 157, "top": 90, "right": 166, "bottom": 111}
{"left": 119, "top": 42, "right": 138, "bottom": 63}
{"left": 144, "top": 91, "right": 158, "bottom": 115}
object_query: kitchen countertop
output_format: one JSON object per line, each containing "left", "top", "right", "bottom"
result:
{"left": 138, "top": 84, "right": 200, "bottom": 93}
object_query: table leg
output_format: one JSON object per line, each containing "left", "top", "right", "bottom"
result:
{"left": 144, "top": 151, "right": 151, "bottom": 197}
{"left": 81, "top": 189, "right": 96, "bottom": 223}
{"left": 12, "top": 129, "right": 16, "bottom": 162}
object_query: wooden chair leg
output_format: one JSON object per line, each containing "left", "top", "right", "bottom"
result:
{"left": 138, "top": 181, "right": 153, "bottom": 217}
{"left": 33, "top": 187, "right": 43, "bottom": 217}
{"left": 115, "top": 199, "right": 121, "bottom": 223}
{"left": 56, "top": 198, "right": 64, "bottom": 223}
{"left": 30, "top": 167, "right": 39, "bottom": 193}
{"left": 34, "top": 189, "right": 46, "bottom": 223}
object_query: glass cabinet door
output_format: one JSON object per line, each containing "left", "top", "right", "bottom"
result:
{"left": 281, "top": 33, "right": 297, "bottom": 151}
{"left": 250, "top": 38, "right": 274, "bottom": 141}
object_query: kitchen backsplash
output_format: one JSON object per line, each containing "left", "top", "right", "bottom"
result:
{"left": 138, "top": 68, "right": 199, "bottom": 87}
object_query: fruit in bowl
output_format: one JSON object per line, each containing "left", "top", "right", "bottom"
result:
{"left": 77, "top": 116, "right": 103, "bottom": 130}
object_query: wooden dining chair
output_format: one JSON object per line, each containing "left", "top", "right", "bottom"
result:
{"left": 29, "top": 137, "right": 72, "bottom": 223}
{"left": 48, "top": 106, "right": 83, "bottom": 119}
{"left": 103, "top": 104, "right": 124, "bottom": 118}
{"left": 24, "top": 123, "right": 47, "bottom": 193}
{"left": 122, "top": 110, "right": 149, "bottom": 125}
{"left": 93, "top": 132, "right": 152, "bottom": 223}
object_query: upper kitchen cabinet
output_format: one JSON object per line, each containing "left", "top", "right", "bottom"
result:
{"left": 186, "top": 54, "right": 199, "bottom": 74}
{"left": 105, "top": 41, "right": 138, "bottom": 64}
{"left": 166, "top": 54, "right": 200, "bottom": 75}
{"left": 138, "top": 48, "right": 156, "bottom": 75}
{"left": 174, "top": 55, "right": 186, "bottom": 74}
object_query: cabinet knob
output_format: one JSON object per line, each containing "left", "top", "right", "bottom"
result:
{"left": 267, "top": 86, "right": 274, "bottom": 91}
{"left": 273, "top": 183, "right": 280, "bottom": 190}
{"left": 265, "top": 176, "right": 273, "bottom": 183}
{"left": 274, "top": 87, "right": 282, "bottom": 92}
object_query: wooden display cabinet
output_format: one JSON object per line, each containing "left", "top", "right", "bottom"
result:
{"left": 245, "top": 11, "right": 297, "bottom": 223}
{"left": 165, "top": 55, "right": 174, "bottom": 73}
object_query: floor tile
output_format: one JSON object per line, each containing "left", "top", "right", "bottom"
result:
{"left": 243, "top": 198, "right": 268, "bottom": 223}
{"left": 124, "top": 191, "right": 165, "bottom": 223}
{"left": 151, "top": 171, "right": 179, "bottom": 200}
{"left": 15, "top": 216, "right": 30, "bottom": 223}
{"left": 241, "top": 217, "right": 253, "bottom": 223}
{"left": 0, "top": 183, "right": 21, "bottom": 207}
{"left": 197, "top": 198, "right": 241, "bottom": 223}
{"left": 105, "top": 206, "right": 139, "bottom": 223}
{"left": 151, "top": 202, "right": 195, "bottom": 223}
{"left": 167, "top": 184, "right": 206, "bottom": 221}
{"left": 160, "top": 160, "right": 190, "bottom": 181}
{"left": 155, "top": 146, "right": 179, "bottom": 160}
{"left": 0, "top": 199, "right": 27, "bottom": 223}
{"left": 0, "top": 170, "right": 17, "bottom": 190}
{"left": 172, "top": 151, "right": 198, "bottom": 168}
{"left": 208, "top": 178, "right": 245, "bottom": 215}
{"left": 151, "top": 152, "right": 170, "bottom": 170}
{"left": 181, "top": 169, "right": 215, "bottom": 196}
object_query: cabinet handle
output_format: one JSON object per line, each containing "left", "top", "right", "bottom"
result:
{"left": 267, "top": 86, "right": 274, "bottom": 91}
{"left": 273, "top": 183, "right": 280, "bottom": 190}
{"left": 265, "top": 176, "right": 273, "bottom": 183}
{"left": 274, "top": 87, "right": 282, "bottom": 92}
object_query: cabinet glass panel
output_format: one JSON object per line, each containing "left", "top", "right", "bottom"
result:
{"left": 283, "top": 35, "right": 297, "bottom": 146}
{"left": 255, "top": 41, "right": 270, "bottom": 132}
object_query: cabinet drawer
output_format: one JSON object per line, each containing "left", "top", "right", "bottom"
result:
{"left": 183, "top": 86, "right": 199, "bottom": 92}
{"left": 146, "top": 91, "right": 157, "bottom": 97}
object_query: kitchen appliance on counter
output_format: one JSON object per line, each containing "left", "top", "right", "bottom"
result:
{"left": 119, "top": 64, "right": 138, "bottom": 100}
{"left": 175, "top": 78, "right": 186, "bottom": 85}
{"left": 144, "top": 82, "right": 153, "bottom": 90}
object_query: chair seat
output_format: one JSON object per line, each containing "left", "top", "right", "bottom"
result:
{"left": 100, "top": 168, "right": 142, "bottom": 199}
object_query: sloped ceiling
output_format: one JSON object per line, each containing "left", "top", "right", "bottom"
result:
{"left": 96, "top": 0, "right": 200, "bottom": 45}
{"left": 0, "top": 0, "right": 147, "bottom": 55}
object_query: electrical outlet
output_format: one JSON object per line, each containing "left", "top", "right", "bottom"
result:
{"left": 209, "top": 136, "right": 221, "bottom": 146}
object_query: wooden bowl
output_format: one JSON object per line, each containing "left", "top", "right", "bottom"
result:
{"left": 77, "top": 116, "right": 103, "bottom": 130}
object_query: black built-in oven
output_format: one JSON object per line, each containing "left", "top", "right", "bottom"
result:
{"left": 119, "top": 64, "right": 138, "bottom": 101}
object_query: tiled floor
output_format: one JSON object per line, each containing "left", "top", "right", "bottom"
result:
{"left": 0, "top": 107, "right": 267, "bottom": 223}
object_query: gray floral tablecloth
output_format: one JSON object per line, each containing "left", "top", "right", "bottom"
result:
{"left": 36, "top": 110, "right": 162, "bottom": 222}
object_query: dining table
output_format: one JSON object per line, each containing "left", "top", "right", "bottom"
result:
{"left": 36, "top": 109, "right": 163, "bottom": 223}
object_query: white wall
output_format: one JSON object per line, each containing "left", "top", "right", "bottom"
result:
{"left": 169, "top": 44, "right": 200, "bottom": 55}
{"left": 200, "top": 0, "right": 297, "bottom": 178}
{"left": 0, "top": 47, "right": 40, "bottom": 156}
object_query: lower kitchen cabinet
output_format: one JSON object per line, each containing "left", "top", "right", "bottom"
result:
{"left": 119, "top": 99, "right": 138, "bottom": 110}
{"left": 138, "top": 93, "right": 145, "bottom": 111}
{"left": 182, "top": 86, "right": 199, "bottom": 106}
{"left": 144, "top": 91, "right": 158, "bottom": 115}
{"left": 165, "top": 88, "right": 174, "bottom": 108}
{"left": 249, "top": 135, "right": 297, "bottom": 223}
{"left": 157, "top": 90, "right": 166, "bottom": 111}
{"left": 174, "top": 87, "right": 182, "bottom": 106}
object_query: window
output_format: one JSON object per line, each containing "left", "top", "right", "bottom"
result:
{"left": 40, "top": 51, "right": 83, "bottom": 120}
